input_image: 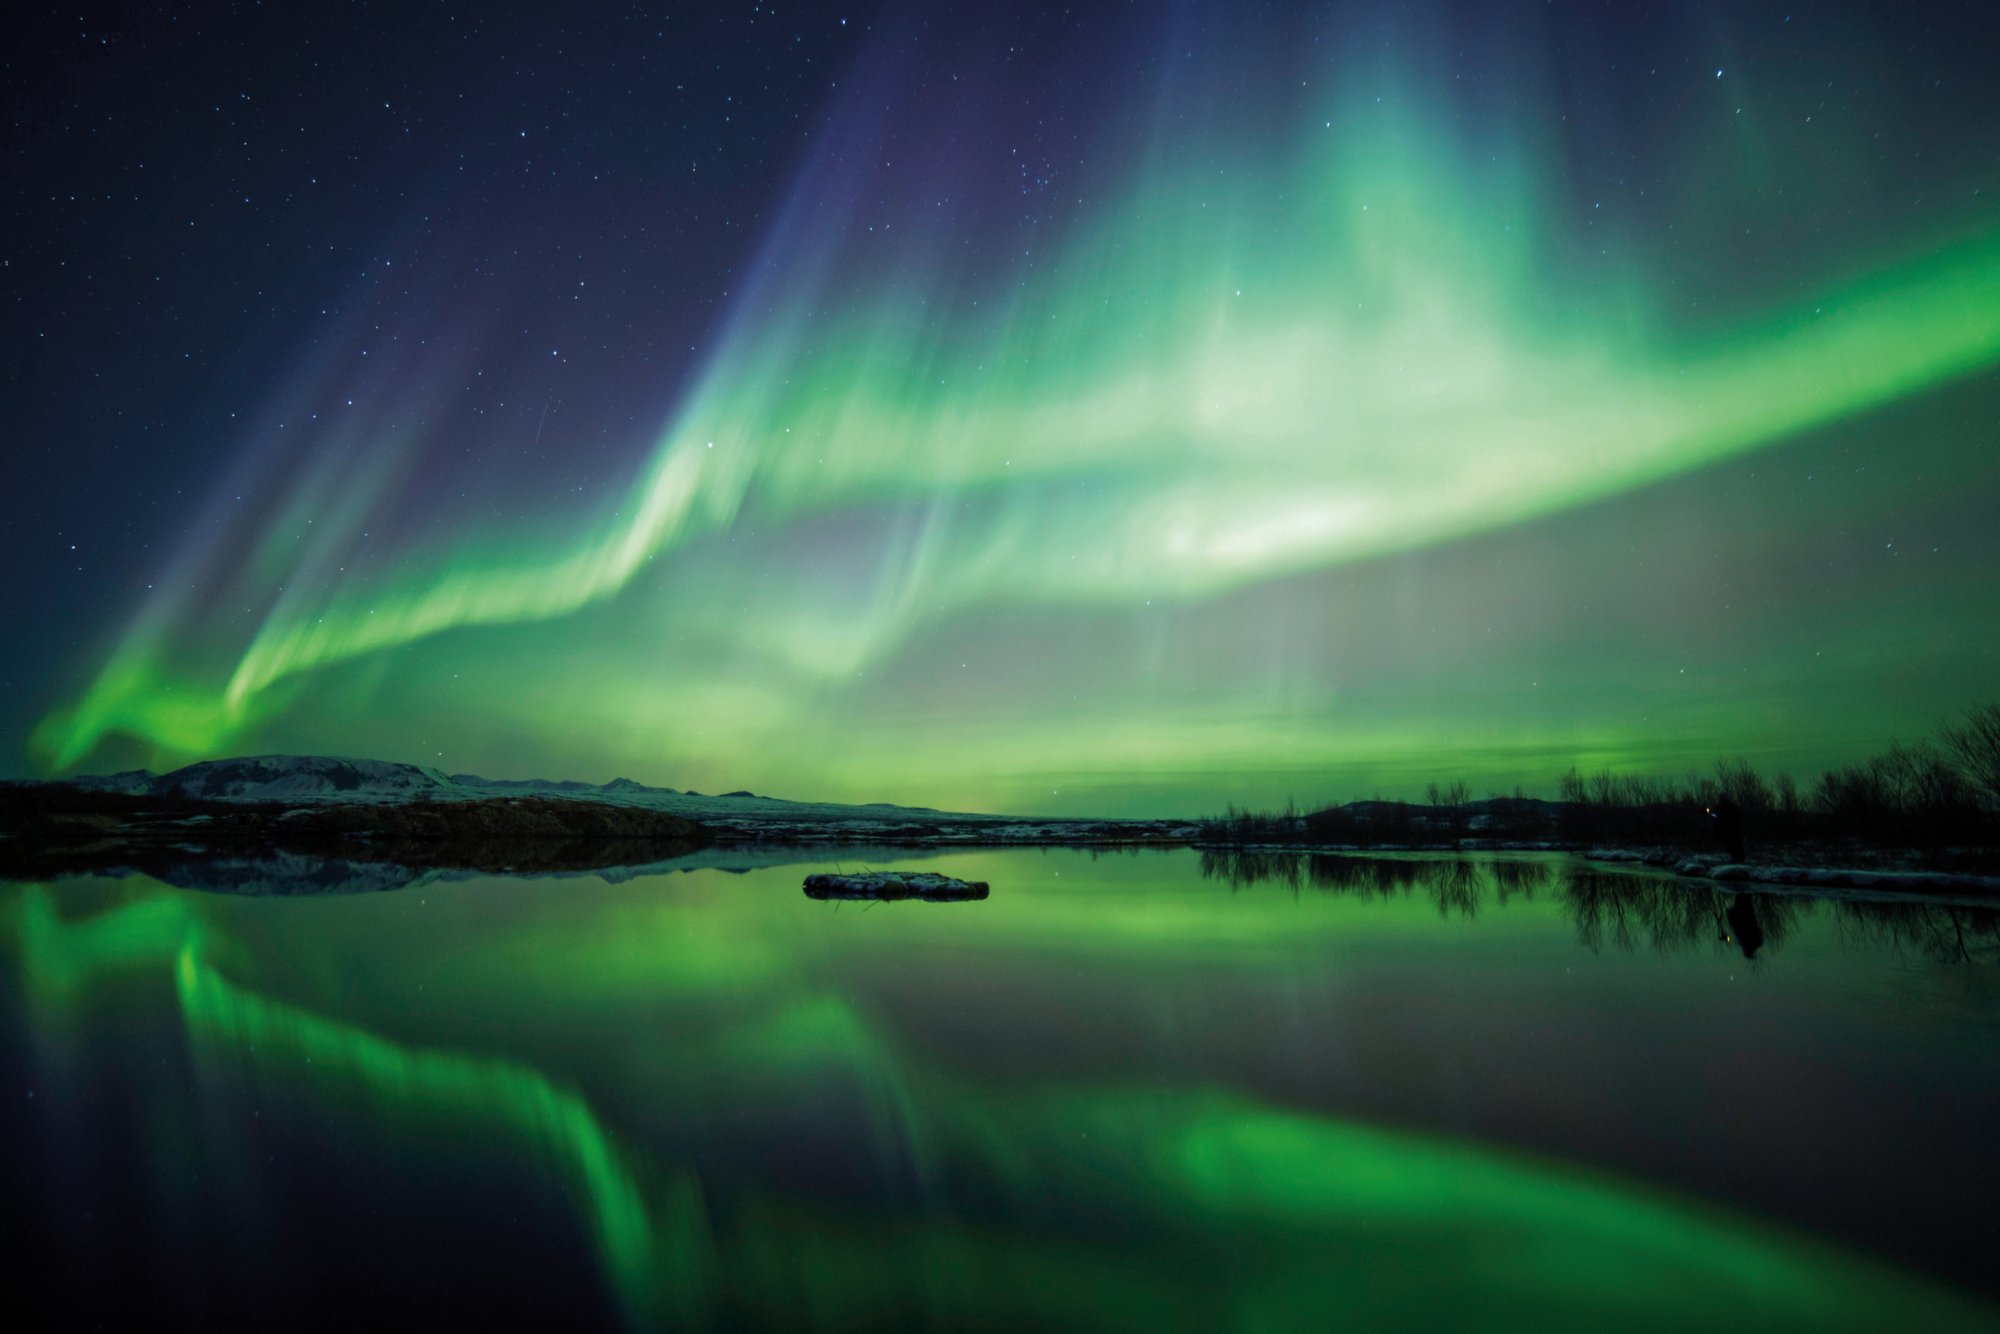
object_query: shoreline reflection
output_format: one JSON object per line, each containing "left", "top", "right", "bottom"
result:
{"left": 1195, "top": 851, "right": 2000, "bottom": 964}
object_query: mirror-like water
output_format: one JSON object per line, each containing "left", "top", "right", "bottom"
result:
{"left": 6, "top": 849, "right": 1997, "bottom": 1330}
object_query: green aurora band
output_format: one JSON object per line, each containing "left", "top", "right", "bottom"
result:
{"left": 28, "top": 29, "right": 2000, "bottom": 809}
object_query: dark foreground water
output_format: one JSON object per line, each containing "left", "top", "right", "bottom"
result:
{"left": 5, "top": 849, "right": 1998, "bottom": 1331}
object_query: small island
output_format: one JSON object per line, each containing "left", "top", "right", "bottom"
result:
{"left": 803, "top": 871, "right": 991, "bottom": 901}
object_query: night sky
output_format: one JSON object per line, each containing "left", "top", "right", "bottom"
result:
{"left": 6, "top": 1, "right": 1999, "bottom": 814}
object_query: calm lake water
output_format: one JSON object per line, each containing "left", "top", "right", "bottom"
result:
{"left": 6, "top": 849, "right": 1998, "bottom": 1330}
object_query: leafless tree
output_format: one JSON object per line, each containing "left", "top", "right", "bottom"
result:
{"left": 1942, "top": 702, "right": 2000, "bottom": 811}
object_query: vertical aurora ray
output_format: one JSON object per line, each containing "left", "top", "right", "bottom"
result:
{"left": 26, "top": 8, "right": 2000, "bottom": 803}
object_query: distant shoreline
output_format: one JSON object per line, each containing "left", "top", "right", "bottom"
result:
{"left": 5, "top": 778, "right": 1998, "bottom": 903}
{"left": 5, "top": 746, "right": 1996, "bottom": 899}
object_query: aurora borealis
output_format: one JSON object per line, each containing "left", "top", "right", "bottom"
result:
{"left": 11, "top": 852, "right": 2000, "bottom": 1328}
{"left": 10, "top": 3, "right": 2000, "bottom": 812}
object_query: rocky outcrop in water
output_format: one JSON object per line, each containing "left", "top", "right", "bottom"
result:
{"left": 803, "top": 871, "right": 989, "bottom": 901}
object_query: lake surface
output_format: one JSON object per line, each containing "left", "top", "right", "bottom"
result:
{"left": 6, "top": 849, "right": 1998, "bottom": 1330}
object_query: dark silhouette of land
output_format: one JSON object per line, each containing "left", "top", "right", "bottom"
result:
{"left": 4, "top": 702, "right": 1997, "bottom": 897}
{"left": 1196, "top": 702, "right": 2000, "bottom": 883}
{"left": 0, "top": 784, "right": 710, "bottom": 883}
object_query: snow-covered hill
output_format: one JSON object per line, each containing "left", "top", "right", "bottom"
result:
{"left": 67, "top": 753, "right": 1019, "bottom": 828}
{"left": 124, "top": 755, "right": 458, "bottom": 802}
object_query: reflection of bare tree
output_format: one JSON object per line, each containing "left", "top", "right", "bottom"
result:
{"left": 1196, "top": 851, "right": 2000, "bottom": 968}
{"left": 1559, "top": 869, "right": 1808, "bottom": 959}
{"left": 1488, "top": 859, "right": 1547, "bottom": 905}
{"left": 1198, "top": 848, "right": 1302, "bottom": 891}
{"left": 1196, "top": 852, "right": 1551, "bottom": 912}
{"left": 1305, "top": 855, "right": 1429, "bottom": 896}
{"left": 1430, "top": 859, "right": 1482, "bottom": 920}
{"left": 1831, "top": 899, "right": 2000, "bottom": 966}
{"left": 1563, "top": 869, "right": 1677, "bottom": 955}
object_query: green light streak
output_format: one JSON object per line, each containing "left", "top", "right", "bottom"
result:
{"left": 11, "top": 884, "right": 199, "bottom": 1003}
{"left": 174, "top": 946, "right": 700, "bottom": 1324}
{"left": 208, "top": 230, "right": 1999, "bottom": 695}
{"left": 28, "top": 57, "right": 2000, "bottom": 799}
{"left": 2, "top": 884, "right": 701, "bottom": 1323}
